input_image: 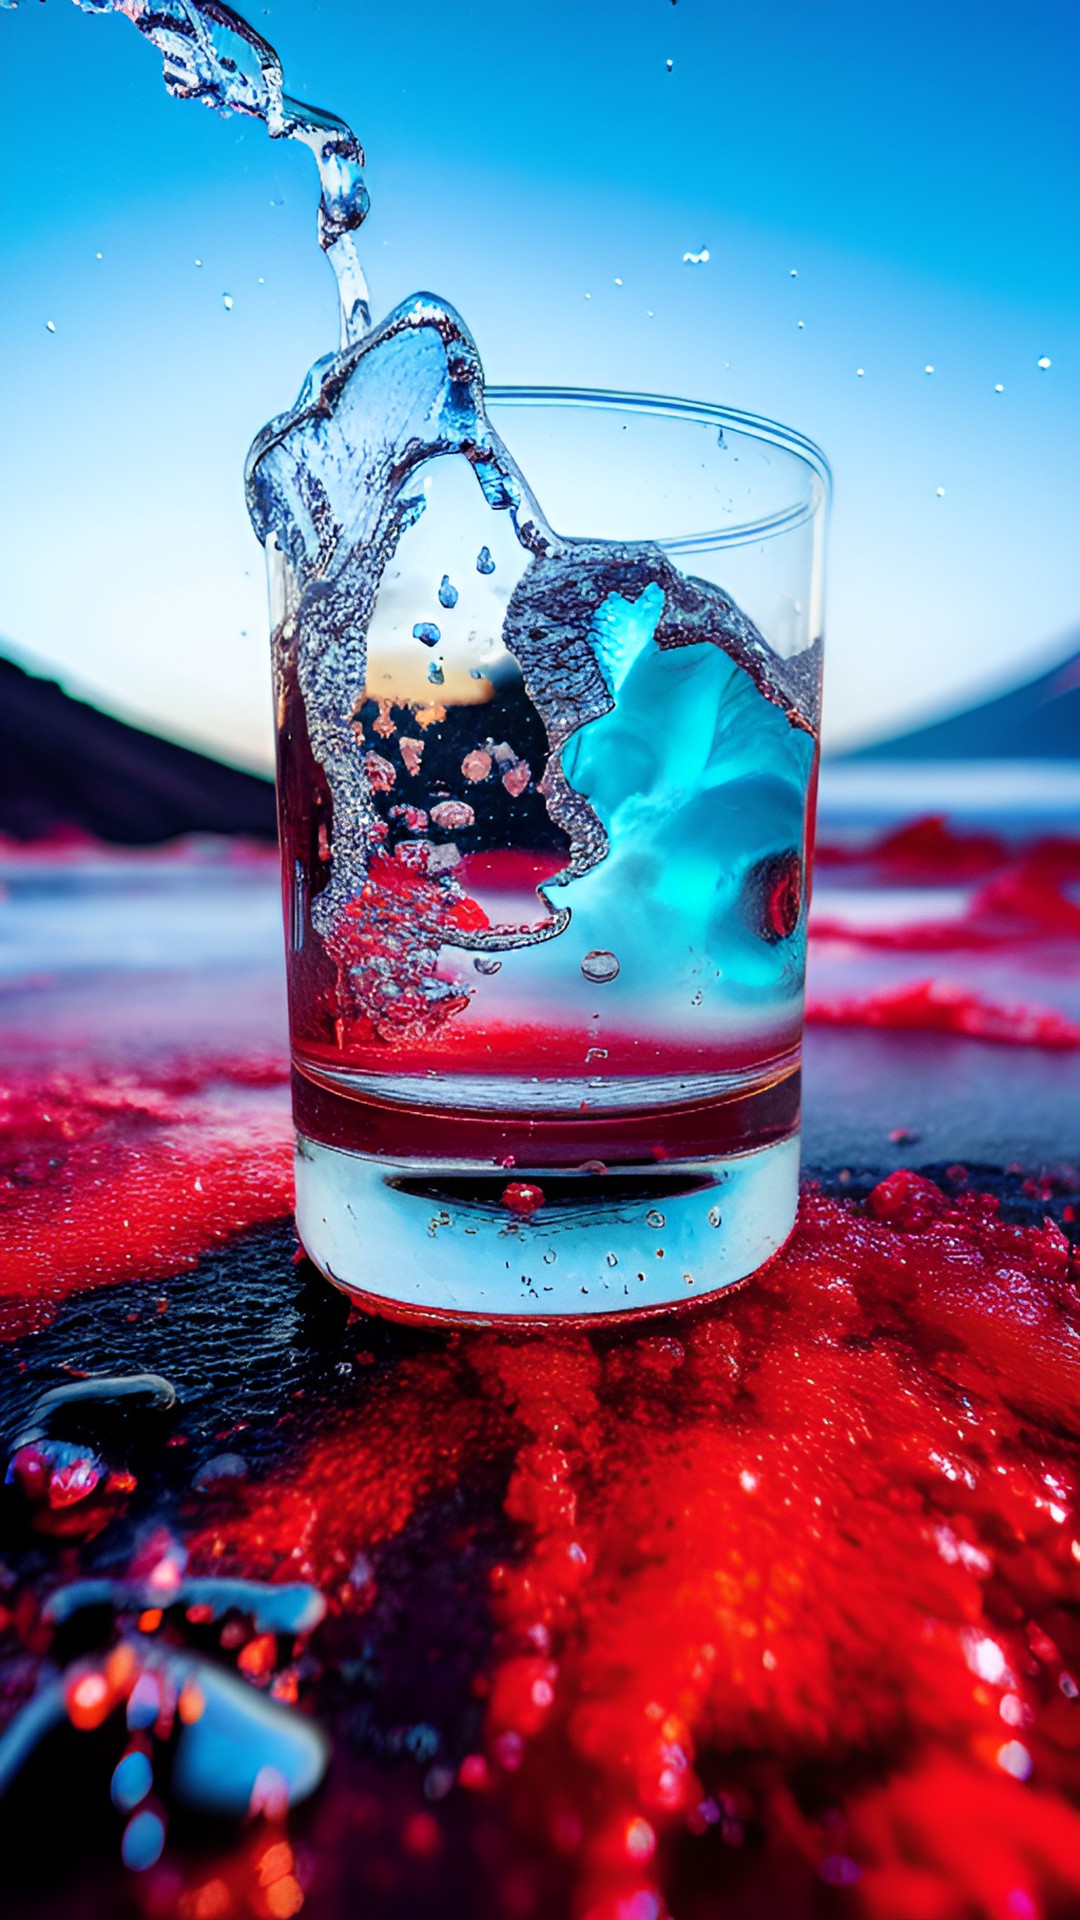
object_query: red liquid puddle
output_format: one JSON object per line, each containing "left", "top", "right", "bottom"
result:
{"left": 0, "top": 1059, "right": 292, "bottom": 1338}
{"left": 178, "top": 1173, "right": 1080, "bottom": 1920}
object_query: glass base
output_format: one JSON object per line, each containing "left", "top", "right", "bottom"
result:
{"left": 295, "top": 1131, "right": 800, "bottom": 1324}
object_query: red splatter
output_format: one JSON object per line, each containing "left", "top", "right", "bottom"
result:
{"left": 806, "top": 978, "right": 1080, "bottom": 1049}
{"left": 184, "top": 1175, "right": 1080, "bottom": 1920}
{"left": 500, "top": 1182, "right": 546, "bottom": 1218}
{"left": 0, "top": 1063, "right": 292, "bottom": 1337}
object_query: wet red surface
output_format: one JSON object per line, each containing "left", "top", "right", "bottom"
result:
{"left": 0, "top": 822, "right": 1078, "bottom": 1917}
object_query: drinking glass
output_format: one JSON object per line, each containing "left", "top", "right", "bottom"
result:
{"left": 261, "top": 387, "right": 829, "bottom": 1321}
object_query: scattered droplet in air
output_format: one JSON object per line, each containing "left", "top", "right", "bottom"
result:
{"left": 682, "top": 247, "right": 710, "bottom": 265}
{"left": 111, "top": 1750, "right": 153, "bottom": 1812}
{"left": 474, "top": 955, "right": 501, "bottom": 975}
{"left": 462, "top": 749, "right": 492, "bottom": 782}
{"left": 645, "top": 1210, "right": 666, "bottom": 1230}
{"left": 427, "top": 661, "right": 444, "bottom": 685}
{"left": 614, "top": 276, "right": 624, "bottom": 286}
{"left": 476, "top": 546, "right": 495, "bottom": 574}
{"left": 797, "top": 320, "right": 805, "bottom": 330}
{"left": 856, "top": 367, "right": 865, "bottom": 377}
{"left": 790, "top": 267, "right": 798, "bottom": 277}
{"left": 45, "top": 320, "right": 56, "bottom": 333}
{"left": 438, "top": 574, "right": 458, "bottom": 608}
{"left": 121, "top": 1807, "right": 166, "bottom": 1871}
{"left": 924, "top": 364, "right": 934, "bottom": 374}
{"left": 708, "top": 1205, "right": 722, "bottom": 1228}
{"left": 222, "top": 293, "right": 234, "bottom": 310}
{"left": 665, "top": 58, "right": 673, "bottom": 72}
{"left": 95, "top": 251, "right": 103, "bottom": 261}
{"left": 413, "top": 621, "right": 441, "bottom": 646}
{"left": 1037, "top": 356, "right": 1051, "bottom": 370}
{"left": 994, "top": 383, "right": 1004, "bottom": 393}
{"left": 194, "top": 257, "right": 202, "bottom": 267}
{"left": 936, "top": 486, "right": 946, "bottom": 498}
{"left": 581, "top": 949, "right": 620, "bottom": 984}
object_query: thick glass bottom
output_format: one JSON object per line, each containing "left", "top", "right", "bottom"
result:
{"left": 294, "top": 1130, "right": 800, "bottom": 1324}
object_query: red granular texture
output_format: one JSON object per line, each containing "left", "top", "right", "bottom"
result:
{"left": 189, "top": 1174, "right": 1080, "bottom": 1920}
{"left": 805, "top": 978, "right": 1080, "bottom": 1049}
{"left": 0, "top": 1064, "right": 292, "bottom": 1338}
{"left": 811, "top": 851, "right": 1080, "bottom": 952}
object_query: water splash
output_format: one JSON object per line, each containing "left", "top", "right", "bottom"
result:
{"left": 70, "top": 0, "right": 372, "bottom": 345}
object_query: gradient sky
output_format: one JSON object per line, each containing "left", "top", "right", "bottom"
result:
{"left": 1, "top": 0, "right": 1078, "bottom": 771}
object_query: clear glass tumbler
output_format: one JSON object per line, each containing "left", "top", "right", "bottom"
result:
{"left": 256, "top": 385, "right": 829, "bottom": 1322}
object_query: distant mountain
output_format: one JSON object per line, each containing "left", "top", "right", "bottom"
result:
{"left": 837, "top": 641, "right": 1080, "bottom": 761}
{"left": 0, "top": 654, "right": 277, "bottom": 844}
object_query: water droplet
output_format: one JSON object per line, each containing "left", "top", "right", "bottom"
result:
{"left": 543, "top": 1249, "right": 557, "bottom": 1264}
{"left": 438, "top": 573, "right": 458, "bottom": 608}
{"left": 691, "top": 989, "right": 703, "bottom": 1007}
{"left": 935, "top": 486, "right": 946, "bottom": 498}
{"left": 111, "top": 1750, "right": 154, "bottom": 1812}
{"left": 473, "top": 955, "right": 501, "bottom": 975}
{"left": 45, "top": 320, "right": 56, "bottom": 333}
{"left": 797, "top": 320, "right": 805, "bottom": 329}
{"left": 95, "top": 251, "right": 103, "bottom": 261}
{"left": 413, "top": 621, "right": 441, "bottom": 646}
{"left": 790, "top": 267, "right": 798, "bottom": 277}
{"left": 856, "top": 367, "right": 865, "bottom": 377}
{"left": 605, "top": 1252, "right": 618, "bottom": 1267}
{"left": 581, "top": 949, "right": 619, "bottom": 983}
{"left": 1037, "top": 356, "right": 1051, "bottom": 370}
{"left": 121, "top": 1807, "right": 166, "bottom": 1871}
{"left": 665, "top": 57, "right": 673, "bottom": 71}
{"left": 708, "top": 1205, "right": 723, "bottom": 1228}
{"left": 222, "top": 293, "right": 234, "bottom": 310}
{"left": 994, "top": 383, "right": 1004, "bottom": 393}
{"left": 682, "top": 247, "right": 710, "bottom": 265}
{"left": 614, "top": 276, "right": 624, "bottom": 286}
{"left": 427, "top": 660, "right": 444, "bottom": 685}
{"left": 476, "top": 546, "right": 495, "bottom": 574}
{"left": 645, "top": 1210, "right": 666, "bottom": 1230}
{"left": 924, "top": 363, "right": 934, "bottom": 374}
{"left": 194, "top": 257, "right": 202, "bottom": 267}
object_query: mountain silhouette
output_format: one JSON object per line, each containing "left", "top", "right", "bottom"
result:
{"left": 838, "top": 638, "right": 1080, "bottom": 761}
{"left": 0, "top": 653, "right": 277, "bottom": 844}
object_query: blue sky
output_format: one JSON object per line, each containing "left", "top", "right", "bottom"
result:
{"left": 1, "top": 0, "right": 1077, "bottom": 769}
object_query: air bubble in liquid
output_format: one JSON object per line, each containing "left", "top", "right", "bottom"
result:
{"left": 581, "top": 949, "right": 620, "bottom": 983}
{"left": 473, "top": 955, "right": 501, "bottom": 974}
{"left": 646, "top": 1209, "right": 665, "bottom": 1230}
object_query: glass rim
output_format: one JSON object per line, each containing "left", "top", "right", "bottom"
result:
{"left": 486, "top": 385, "right": 832, "bottom": 551}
